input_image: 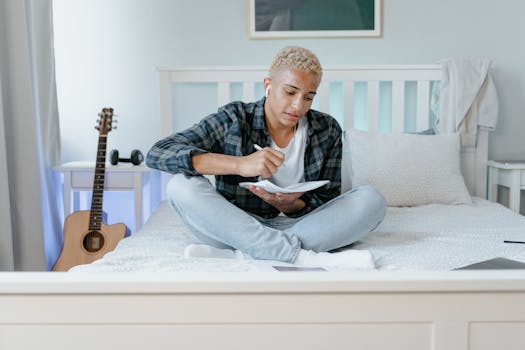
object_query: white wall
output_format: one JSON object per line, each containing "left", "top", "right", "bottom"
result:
{"left": 53, "top": 0, "right": 525, "bottom": 163}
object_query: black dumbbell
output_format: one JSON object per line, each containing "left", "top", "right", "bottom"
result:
{"left": 109, "top": 149, "right": 144, "bottom": 165}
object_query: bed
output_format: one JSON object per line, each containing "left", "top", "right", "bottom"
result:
{"left": 2, "top": 64, "right": 525, "bottom": 350}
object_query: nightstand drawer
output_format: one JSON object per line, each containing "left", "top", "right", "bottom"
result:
{"left": 71, "top": 170, "right": 136, "bottom": 189}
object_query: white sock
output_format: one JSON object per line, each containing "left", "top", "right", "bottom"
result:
{"left": 294, "top": 249, "right": 375, "bottom": 270}
{"left": 184, "top": 244, "right": 252, "bottom": 260}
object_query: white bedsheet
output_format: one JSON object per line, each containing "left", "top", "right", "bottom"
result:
{"left": 71, "top": 198, "right": 525, "bottom": 272}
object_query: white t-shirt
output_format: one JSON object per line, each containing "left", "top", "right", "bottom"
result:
{"left": 269, "top": 117, "right": 308, "bottom": 188}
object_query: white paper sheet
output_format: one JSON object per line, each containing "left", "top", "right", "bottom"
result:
{"left": 239, "top": 180, "right": 329, "bottom": 193}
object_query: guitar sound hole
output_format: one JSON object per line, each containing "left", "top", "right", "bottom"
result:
{"left": 83, "top": 231, "right": 105, "bottom": 252}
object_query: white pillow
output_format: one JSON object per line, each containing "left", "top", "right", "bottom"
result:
{"left": 347, "top": 128, "right": 471, "bottom": 206}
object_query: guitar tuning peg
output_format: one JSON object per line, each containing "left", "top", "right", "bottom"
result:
{"left": 95, "top": 126, "right": 100, "bottom": 131}
{"left": 113, "top": 126, "right": 118, "bottom": 130}
{"left": 113, "top": 120, "right": 118, "bottom": 123}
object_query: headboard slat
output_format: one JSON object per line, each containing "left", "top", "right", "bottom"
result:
{"left": 392, "top": 80, "right": 405, "bottom": 132}
{"left": 416, "top": 80, "right": 430, "bottom": 130}
{"left": 367, "top": 81, "right": 380, "bottom": 131}
{"left": 317, "top": 82, "right": 330, "bottom": 114}
{"left": 342, "top": 81, "right": 355, "bottom": 129}
{"left": 475, "top": 128, "right": 489, "bottom": 198}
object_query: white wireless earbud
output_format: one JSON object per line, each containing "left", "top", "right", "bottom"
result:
{"left": 265, "top": 86, "right": 271, "bottom": 98}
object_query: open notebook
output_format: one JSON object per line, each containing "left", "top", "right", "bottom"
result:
{"left": 239, "top": 180, "right": 329, "bottom": 193}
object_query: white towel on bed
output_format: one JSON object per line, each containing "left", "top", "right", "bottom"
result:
{"left": 437, "top": 58, "right": 498, "bottom": 146}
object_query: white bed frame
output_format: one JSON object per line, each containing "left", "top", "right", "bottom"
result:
{"left": 2, "top": 65, "right": 524, "bottom": 350}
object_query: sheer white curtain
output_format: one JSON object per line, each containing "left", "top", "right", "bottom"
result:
{"left": 0, "top": 0, "right": 62, "bottom": 271}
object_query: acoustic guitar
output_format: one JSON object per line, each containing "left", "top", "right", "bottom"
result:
{"left": 53, "top": 108, "right": 126, "bottom": 271}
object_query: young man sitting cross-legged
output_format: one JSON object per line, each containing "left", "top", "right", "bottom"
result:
{"left": 146, "top": 46, "right": 386, "bottom": 270}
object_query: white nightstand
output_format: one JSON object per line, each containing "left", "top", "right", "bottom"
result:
{"left": 55, "top": 161, "right": 152, "bottom": 230}
{"left": 487, "top": 160, "right": 525, "bottom": 213}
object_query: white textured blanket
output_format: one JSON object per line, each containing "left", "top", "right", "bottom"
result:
{"left": 356, "top": 198, "right": 525, "bottom": 270}
{"left": 71, "top": 198, "right": 525, "bottom": 272}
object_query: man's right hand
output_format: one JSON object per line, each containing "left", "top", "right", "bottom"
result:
{"left": 237, "top": 147, "right": 284, "bottom": 178}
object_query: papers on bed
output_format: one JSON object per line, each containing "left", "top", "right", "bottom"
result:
{"left": 239, "top": 179, "right": 329, "bottom": 193}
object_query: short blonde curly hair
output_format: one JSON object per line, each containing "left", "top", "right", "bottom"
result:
{"left": 269, "top": 46, "right": 322, "bottom": 81}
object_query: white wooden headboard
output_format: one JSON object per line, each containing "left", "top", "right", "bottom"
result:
{"left": 157, "top": 65, "right": 489, "bottom": 198}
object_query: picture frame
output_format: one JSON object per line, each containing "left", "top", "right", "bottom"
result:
{"left": 249, "top": 0, "right": 381, "bottom": 39}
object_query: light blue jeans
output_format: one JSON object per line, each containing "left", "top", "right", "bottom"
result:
{"left": 167, "top": 174, "right": 387, "bottom": 263}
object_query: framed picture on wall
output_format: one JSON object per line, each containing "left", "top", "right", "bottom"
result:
{"left": 249, "top": 0, "right": 381, "bottom": 39}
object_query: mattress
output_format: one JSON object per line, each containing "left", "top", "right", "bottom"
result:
{"left": 70, "top": 198, "right": 525, "bottom": 272}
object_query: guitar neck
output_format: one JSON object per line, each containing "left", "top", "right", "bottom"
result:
{"left": 89, "top": 134, "right": 107, "bottom": 230}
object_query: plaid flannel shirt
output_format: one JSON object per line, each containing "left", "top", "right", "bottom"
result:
{"left": 146, "top": 97, "right": 342, "bottom": 219}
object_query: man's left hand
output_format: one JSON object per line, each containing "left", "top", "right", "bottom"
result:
{"left": 247, "top": 186, "right": 305, "bottom": 214}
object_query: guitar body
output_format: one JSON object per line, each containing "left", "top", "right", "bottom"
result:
{"left": 53, "top": 210, "right": 126, "bottom": 271}
{"left": 53, "top": 107, "right": 127, "bottom": 272}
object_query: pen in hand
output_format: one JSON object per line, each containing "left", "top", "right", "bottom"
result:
{"left": 253, "top": 143, "right": 286, "bottom": 170}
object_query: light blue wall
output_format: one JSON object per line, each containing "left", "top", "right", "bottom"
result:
{"left": 53, "top": 0, "right": 525, "bottom": 226}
